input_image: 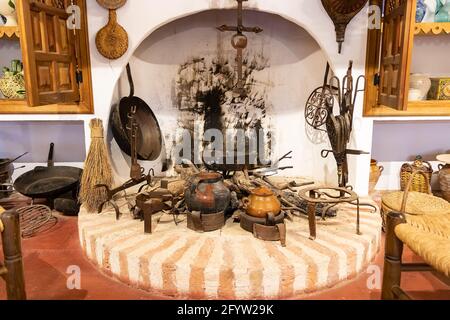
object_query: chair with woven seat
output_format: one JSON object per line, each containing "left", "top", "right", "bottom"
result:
{"left": 0, "top": 207, "right": 26, "bottom": 300}
{"left": 381, "top": 170, "right": 450, "bottom": 230}
{"left": 382, "top": 211, "right": 450, "bottom": 300}
{"left": 381, "top": 170, "right": 450, "bottom": 299}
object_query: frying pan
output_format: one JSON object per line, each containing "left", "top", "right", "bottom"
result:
{"left": 111, "top": 63, "right": 162, "bottom": 161}
{"left": 13, "top": 143, "right": 82, "bottom": 199}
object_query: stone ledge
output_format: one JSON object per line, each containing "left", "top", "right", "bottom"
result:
{"left": 78, "top": 199, "right": 381, "bottom": 299}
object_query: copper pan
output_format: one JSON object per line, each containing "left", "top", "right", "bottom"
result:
{"left": 111, "top": 64, "right": 162, "bottom": 161}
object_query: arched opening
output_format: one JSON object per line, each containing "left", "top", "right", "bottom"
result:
{"left": 109, "top": 9, "right": 336, "bottom": 183}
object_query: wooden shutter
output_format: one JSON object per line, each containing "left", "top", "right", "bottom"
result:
{"left": 378, "top": 0, "right": 414, "bottom": 110}
{"left": 17, "top": 0, "right": 80, "bottom": 106}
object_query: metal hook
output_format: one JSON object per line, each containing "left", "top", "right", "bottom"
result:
{"left": 328, "top": 76, "right": 341, "bottom": 104}
{"left": 353, "top": 75, "right": 367, "bottom": 105}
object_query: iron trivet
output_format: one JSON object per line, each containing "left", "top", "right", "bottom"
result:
{"left": 238, "top": 210, "right": 286, "bottom": 247}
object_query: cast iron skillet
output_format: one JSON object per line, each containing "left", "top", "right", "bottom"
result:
{"left": 14, "top": 143, "right": 82, "bottom": 199}
{"left": 111, "top": 63, "right": 162, "bottom": 161}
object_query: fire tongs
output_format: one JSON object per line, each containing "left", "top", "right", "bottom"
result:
{"left": 318, "top": 61, "right": 368, "bottom": 189}
{"left": 96, "top": 107, "right": 155, "bottom": 220}
{"left": 306, "top": 61, "right": 377, "bottom": 213}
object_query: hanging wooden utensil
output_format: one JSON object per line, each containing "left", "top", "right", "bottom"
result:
{"left": 96, "top": 0, "right": 127, "bottom": 10}
{"left": 321, "top": 0, "right": 368, "bottom": 53}
{"left": 95, "top": 0, "right": 128, "bottom": 60}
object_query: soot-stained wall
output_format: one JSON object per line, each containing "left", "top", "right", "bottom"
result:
{"left": 111, "top": 10, "right": 340, "bottom": 183}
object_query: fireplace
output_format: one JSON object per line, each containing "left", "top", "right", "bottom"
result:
{"left": 74, "top": 0, "right": 383, "bottom": 300}
{"left": 108, "top": 9, "right": 353, "bottom": 186}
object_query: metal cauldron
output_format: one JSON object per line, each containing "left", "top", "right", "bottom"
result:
{"left": 185, "top": 172, "right": 231, "bottom": 214}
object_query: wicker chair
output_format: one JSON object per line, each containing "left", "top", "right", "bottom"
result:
{"left": 382, "top": 211, "right": 450, "bottom": 300}
{"left": 381, "top": 170, "right": 450, "bottom": 299}
{"left": 381, "top": 170, "right": 450, "bottom": 230}
{"left": 0, "top": 208, "right": 26, "bottom": 300}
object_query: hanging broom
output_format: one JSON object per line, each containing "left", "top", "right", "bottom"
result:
{"left": 79, "top": 119, "right": 114, "bottom": 213}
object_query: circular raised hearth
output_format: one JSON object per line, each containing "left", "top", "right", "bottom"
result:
{"left": 78, "top": 199, "right": 381, "bottom": 299}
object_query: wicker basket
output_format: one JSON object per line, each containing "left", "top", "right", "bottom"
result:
{"left": 438, "top": 165, "right": 450, "bottom": 202}
{"left": 0, "top": 72, "right": 25, "bottom": 99}
{"left": 381, "top": 170, "right": 450, "bottom": 230}
{"left": 400, "top": 157, "right": 433, "bottom": 193}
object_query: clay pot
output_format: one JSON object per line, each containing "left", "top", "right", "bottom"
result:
{"left": 369, "top": 159, "right": 384, "bottom": 193}
{"left": 243, "top": 187, "right": 281, "bottom": 218}
{"left": 409, "top": 74, "right": 431, "bottom": 100}
{"left": 185, "top": 172, "right": 231, "bottom": 214}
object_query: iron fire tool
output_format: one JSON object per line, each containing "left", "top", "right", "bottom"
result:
{"left": 96, "top": 107, "right": 154, "bottom": 220}
{"left": 306, "top": 61, "right": 368, "bottom": 188}
{"left": 217, "top": 0, "right": 263, "bottom": 97}
{"left": 305, "top": 61, "right": 377, "bottom": 214}
{"left": 299, "top": 186, "right": 363, "bottom": 239}
{"left": 134, "top": 180, "right": 181, "bottom": 234}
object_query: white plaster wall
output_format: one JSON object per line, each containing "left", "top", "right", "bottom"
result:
{"left": 0, "top": 0, "right": 374, "bottom": 195}
{"left": 411, "top": 35, "right": 450, "bottom": 76}
{"left": 372, "top": 120, "right": 450, "bottom": 191}
{"left": 86, "top": 0, "right": 373, "bottom": 194}
{"left": 112, "top": 10, "right": 332, "bottom": 183}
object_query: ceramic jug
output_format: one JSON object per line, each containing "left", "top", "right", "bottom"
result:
{"left": 369, "top": 159, "right": 384, "bottom": 193}
{"left": 185, "top": 172, "right": 231, "bottom": 214}
{"left": 410, "top": 74, "right": 431, "bottom": 100}
{"left": 0, "top": 0, "right": 17, "bottom": 26}
{"left": 243, "top": 187, "right": 281, "bottom": 219}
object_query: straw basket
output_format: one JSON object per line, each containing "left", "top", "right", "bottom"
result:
{"left": 400, "top": 158, "right": 433, "bottom": 193}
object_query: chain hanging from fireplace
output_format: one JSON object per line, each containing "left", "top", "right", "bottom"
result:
{"left": 217, "top": 0, "right": 263, "bottom": 97}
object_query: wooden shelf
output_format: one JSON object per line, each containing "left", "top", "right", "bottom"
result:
{"left": 0, "top": 99, "right": 93, "bottom": 114}
{"left": 365, "top": 100, "right": 450, "bottom": 117}
{"left": 0, "top": 26, "right": 20, "bottom": 39}
{"left": 414, "top": 22, "right": 450, "bottom": 36}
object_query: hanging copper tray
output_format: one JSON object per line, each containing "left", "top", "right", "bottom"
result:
{"left": 321, "top": 0, "right": 369, "bottom": 53}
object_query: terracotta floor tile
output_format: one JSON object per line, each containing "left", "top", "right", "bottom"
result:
{"left": 0, "top": 212, "right": 448, "bottom": 300}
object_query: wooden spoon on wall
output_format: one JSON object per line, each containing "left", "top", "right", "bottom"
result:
{"left": 95, "top": 0, "right": 129, "bottom": 60}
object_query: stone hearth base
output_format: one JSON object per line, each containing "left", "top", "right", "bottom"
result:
{"left": 78, "top": 199, "right": 381, "bottom": 299}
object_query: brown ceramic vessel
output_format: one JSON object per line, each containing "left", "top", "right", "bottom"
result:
{"left": 243, "top": 187, "right": 281, "bottom": 218}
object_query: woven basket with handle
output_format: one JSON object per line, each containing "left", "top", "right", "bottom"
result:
{"left": 438, "top": 164, "right": 450, "bottom": 202}
{"left": 400, "top": 157, "right": 433, "bottom": 193}
{"left": 381, "top": 170, "right": 450, "bottom": 230}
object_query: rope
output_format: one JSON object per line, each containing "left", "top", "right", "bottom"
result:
{"left": 0, "top": 206, "right": 4, "bottom": 233}
{"left": 91, "top": 126, "right": 104, "bottom": 139}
